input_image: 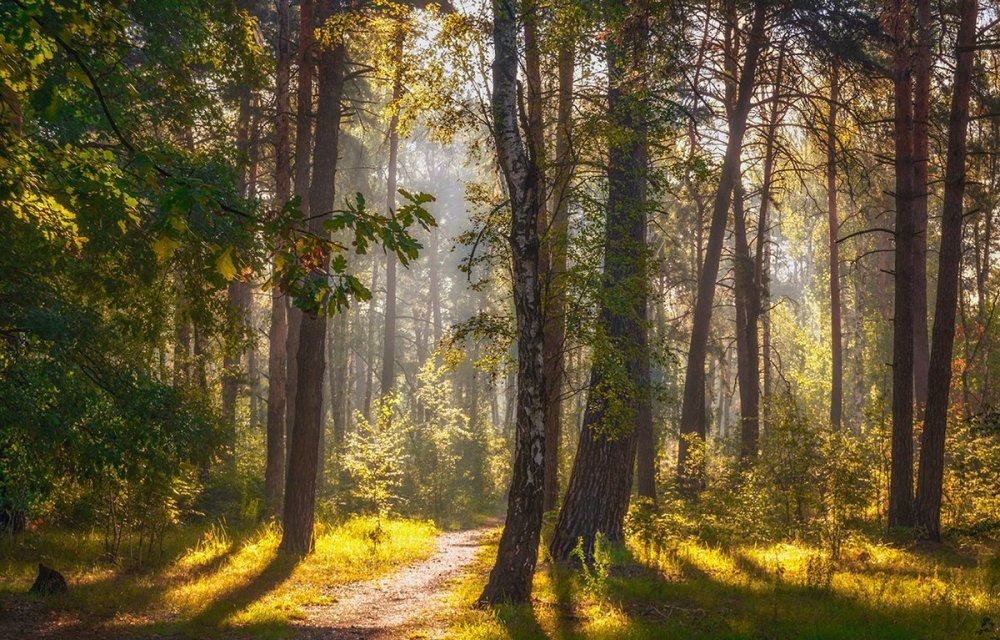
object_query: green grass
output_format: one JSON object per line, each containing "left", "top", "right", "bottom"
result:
{"left": 449, "top": 529, "right": 1000, "bottom": 639}
{"left": 0, "top": 516, "right": 437, "bottom": 638}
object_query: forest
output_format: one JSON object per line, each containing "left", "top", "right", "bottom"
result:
{"left": 1, "top": 0, "right": 999, "bottom": 637}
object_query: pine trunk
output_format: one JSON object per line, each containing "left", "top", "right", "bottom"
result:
{"left": 828, "top": 63, "right": 843, "bottom": 430}
{"left": 280, "top": 1, "right": 345, "bottom": 555}
{"left": 549, "top": 0, "right": 649, "bottom": 561}
{"left": 286, "top": 0, "right": 316, "bottom": 457}
{"left": 677, "top": 0, "right": 766, "bottom": 489}
{"left": 887, "top": 0, "right": 916, "bottom": 528}
{"left": 381, "top": 30, "right": 404, "bottom": 398}
{"left": 911, "top": 0, "right": 931, "bottom": 413}
{"left": 915, "top": 0, "right": 977, "bottom": 542}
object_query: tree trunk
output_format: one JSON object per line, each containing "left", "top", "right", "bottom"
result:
{"left": 266, "top": 0, "right": 293, "bottom": 515}
{"left": 549, "top": 0, "right": 648, "bottom": 561}
{"left": 911, "top": 0, "right": 931, "bottom": 414}
{"left": 915, "top": 0, "right": 977, "bottom": 541}
{"left": 477, "top": 0, "right": 546, "bottom": 605}
{"left": 677, "top": 0, "right": 767, "bottom": 489}
{"left": 634, "top": 318, "right": 655, "bottom": 499}
{"left": 286, "top": 0, "right": 316, "bottom": 460}
{"left": 429, "top": 226, "right": 443, "bottom": 346}
{"left": 887, "top": 0, "right": 916, "bottom": 528}
{"left": 363, "top": 253, "right": 379, "bottom": 418}
{"left": 330, "top": 312, "right": 348, "bottom": 446}
{"left": 281, "top": 0, "right": 345, "bottom": 555}
{"left": 536, "top": 8, "right": 576, "bottom": 514}
{"left": 173, "top": 295, "right": 191, "bottom": 387}
{"left": 754, "top": 45, "right": 783, "bottom": 426}
{"left": 733, "top": 177, "right": 759, "bottom": 460}
{"left": 222, "top": 86, "right": 254, "bottom": 456}
{"left": 193, "top": 324, "right": 207, "bottom": 393}
{"left": 381, "top": 30, "right": 404, "bottom": 397}
{"left": 827, "top": 62, "right": 843, "bottom": 430}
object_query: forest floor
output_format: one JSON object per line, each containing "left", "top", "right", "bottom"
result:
{"left": 0, "top": 516, "right": 445, "bottom": 639}
{"left": 4, "top": 518, "right": 999, "bottom": 639}
{"left": 448, "top": 527, "right": 1000, "bottom": 639}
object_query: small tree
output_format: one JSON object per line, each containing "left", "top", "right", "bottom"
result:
{"left": 345, "top": 395, "right": 408, "bottom": 544}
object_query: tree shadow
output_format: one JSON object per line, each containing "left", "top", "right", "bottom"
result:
{"left": 610, "top": 544, "right": 990, "bottom": 639}
{"left": 185, "top": 550, "right": 298, "bottom": 629}
{"left": 544, "top": 560, "right": 585, "bottom": 639}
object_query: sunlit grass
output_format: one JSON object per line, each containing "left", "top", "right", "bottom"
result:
{"left": 448, "top": 529, "right": 1000, "bottom": 639}
{"left": 0, "top": 516, "right": 437, "bottom": 638}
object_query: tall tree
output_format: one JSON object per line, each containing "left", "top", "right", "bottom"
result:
{"left": 265, "top": 0, "right": 293, "bottom": 515}
{"left": 280, "top": 0, "right": 346, "bottom": 555}
{"left": 753, "top": 44, "right": 784, "bottom": 424}
{"left": 549, "top": 0, "right": 649, "bottom": 561}
{"left": 911, "top": 0, "right": 931, "bottom": 412}
{"left": 677, "top": 0, "right": 767, "bottom": 488}
{"left": 477, "top": 0, "right": 547, "bottom": 605}
{"left": 381, "top": 27, "right": 405, "bottom": 397}
{"left": 915, "top": 0, "right": 978, "bottom": 541}
{"left": 222, "top": 84, "right": 254, "bottom": 456}
{"left": 286, "top": 0, "right": 316, "bottom": 458}
{"left": 729, "top": 9, "right": 760, "bottom": 461}
{"left": 886, "top": 0, "right": 916, "bottom": 528}
{"left": 827, "top": 62, "right": 843, "bottom": 430}
{"left": 542, "top": 18, "right": 576, "bottom": 511}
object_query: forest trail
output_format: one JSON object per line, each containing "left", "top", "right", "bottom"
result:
{"left": 293, "top": 524, "right": 492, "bottom": 639}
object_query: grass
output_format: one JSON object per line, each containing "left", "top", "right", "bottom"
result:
{"left": 448, "top": 528, "right": 1000, "bottom": 639}
{"left": 0, "top": 515, "right": 437, "bottom": 638}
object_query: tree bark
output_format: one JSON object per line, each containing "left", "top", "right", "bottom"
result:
{"left": 734, "top": 176, "right": 759, "bottom": 460}
{"left": 363, "top": 253, "right": 379, "bottom": 418}
{"left": 280, "top": 0, "right": 345, "bottom": 555}
{"left": 677, "top": 0, "right": 767, "bottom": 489}
{"left": 330, "top": 311, "right": 348, "bottom": 446}
{"left": 429, "top": 226, "right": 443, "bottom": 346}
{"left": 827, "top": 62, "right": 843, "bottom": 430}
{"left": 915, "top": 0, "right": 977, "bottom": 542}
{"left": 381, "top": 29, "right": 405, "bottom": 397}
{"left": 477, "top": 0, "right": 546, "bottom": 605}
{"left": 222, "top": 87, "right": 254, "bottom": 457}
{"left": 754, "top": 45, "right": 784, "bottom": 426}
{"left": 549, "top": 0, "right": 649, "bottom": 562}
{"left": 911, "top": 0, "right": 931, "bottom": 414}
{"left": 887, "top": 0, "right": 916, "bottom": 528}
{"left": 286, "top": 0, "right": 316, "bottom": 460}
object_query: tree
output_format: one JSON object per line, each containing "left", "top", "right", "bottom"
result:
{"left": 381, "top": 26, "right": 405, "bottom": 397}
{"left": 549, "top": 0, "right": 650, "bottom": 562}
{"left": 827, "top": 62, "right": 843, "bottom": 430}
{"left": 285, "top": 0, "right": 316, "bottom": 461}
{"left": 677, "top": 0, "right": 767, "bottom": 489}
{"left": 281, "top": 0, "right": 347, "bottom": 555}
{"left": 911, "top": 0, "right": 931, "bottom": 413}
{"left": 265, "top": 0, "right": 293, "bottom": 516}
{"left": 886, "top": 0, "right": 916, "bottom": 529}
{"left": 476, "top": 0, "right": 547, "bottom": 605}
{"left": 915, "top": 0, "right": 978, "bottom": 541}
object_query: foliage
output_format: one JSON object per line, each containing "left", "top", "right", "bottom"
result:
{"left": 344, "top": 395, "right": 409, "bottom": 520}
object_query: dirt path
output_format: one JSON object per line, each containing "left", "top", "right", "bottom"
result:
{"left": 293, "top": 525, "right": 491, "bottom": 639}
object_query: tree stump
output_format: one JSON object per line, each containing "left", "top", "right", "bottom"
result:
{"left": 28, "top": 564, "right": 67, "bottom": 596}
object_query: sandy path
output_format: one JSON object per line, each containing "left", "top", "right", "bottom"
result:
{"left": 293, "top": 526, "right": 490, "bottom": 639}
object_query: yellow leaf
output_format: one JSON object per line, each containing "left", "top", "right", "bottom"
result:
{"left": 216, "top": 247, "right": 237, "bottom": 281}
{"left": 153, "top": 236, "right": 180, "bottom": 261}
